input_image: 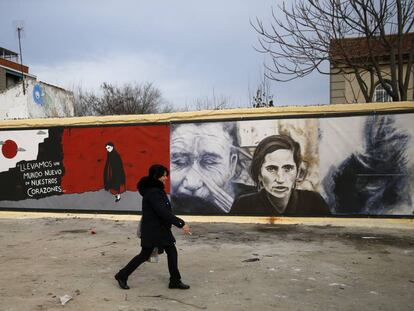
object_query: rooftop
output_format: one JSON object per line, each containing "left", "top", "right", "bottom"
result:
{"left": 0, "top": 47, "right": 19, "bottom": 63}
{"left": 329, "top": 32, "right": 414, "bottom": 61}
{"left": 0, "top": 47, "right": 28, "bottom": 74}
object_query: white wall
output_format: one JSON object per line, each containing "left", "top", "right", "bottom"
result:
{"left": 0, "top": 78, "right": 74, "bottom": 119}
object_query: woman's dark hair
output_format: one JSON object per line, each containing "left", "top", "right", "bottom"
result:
{"left": 105, "top": 142, "right": 114, "bottom": 147}
{"left": 250, "top": 135, "right": 301, "bottom": 185}
{"left": 148, "top": 164, "right": 169, "bottom": 180}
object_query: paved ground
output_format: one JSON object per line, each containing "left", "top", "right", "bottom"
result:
{"left": 0, "top": 216, "right": 413, "bottom": 311}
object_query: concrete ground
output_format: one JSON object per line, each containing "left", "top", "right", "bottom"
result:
{"left": 0, "top": 214, "right": 413, "bottom": 311}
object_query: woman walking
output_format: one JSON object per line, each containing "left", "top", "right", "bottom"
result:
{"left": 115, "top": 164, "right": 191, "bottom": 290}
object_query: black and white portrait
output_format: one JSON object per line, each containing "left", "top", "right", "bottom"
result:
{"left": 170, "top": 122, "right": 252, "bottom": 214}
{"left": 230, "top": 134, "right": 330, "bottom": 216}
{"left": 321, "top": 114, "right": 413, "bottom": 215}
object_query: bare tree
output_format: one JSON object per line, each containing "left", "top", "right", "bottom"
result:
{"left": 252, "top": 0, "right": 414, "bottom": 102}
{"left": 194, "top": 94, "right": 231, "bottom": 110}
{"left": 178, "top": 90, "right": 238, "bottom": 111}
{"left": 250, "top": 70, "right": 274, "bottom": 107}
{"left": 73, "top": 82, "right": 170, "bottom": 116}
{"left": 72, "top": 85, "right": 100, "bottom": 116}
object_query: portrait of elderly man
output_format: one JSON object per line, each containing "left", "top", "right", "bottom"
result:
{"left": 170, "top": 122, "right": 251, "bottom": 214}
{"left": 230, "top": 134, "right": 330, "bottom": 216}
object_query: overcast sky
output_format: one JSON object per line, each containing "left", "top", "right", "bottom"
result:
{"left": 0, "top": 0, "right": 329, "bottom": 109}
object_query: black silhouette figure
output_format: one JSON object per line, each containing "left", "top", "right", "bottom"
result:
{"left": 103, "top": 142, "right": 126, "bottom": 202}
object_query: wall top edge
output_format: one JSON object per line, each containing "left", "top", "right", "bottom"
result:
{"left": 1, "top": 101, "right": 413, "bottom": 129}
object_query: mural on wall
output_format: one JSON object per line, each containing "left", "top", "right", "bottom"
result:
{"left": 103, "top": 142, "right": 126, "bottom": 202}
{"left": 0, "top": 79, "right": 74, "bottom": 120}
{"left": 0, "top": 128, "right": 64, "bottom": 201}
{"left": 170, "top": 113, "right": 414, "bottom": 216}
{"left": 0, "top": 111, "right": 413, "bottom": 216}
{"left": 170, "top": 119, "right": 327, "bottom": 215}
{"left": 0, "top": 125, "right": 169, "bottom": 211}
{"left": 230, "top": 134, "right": 330, "bottom": 216}
{"left": 32, "top": 84, "right": 45, "bottom": 106}
{"left": 170, "top": 122, "right": 251, "bottom": 214}
{"left": 320, "top": 114, "right": 413, "bottom": 215}
{"left": 29, "top": 82, "right": 74, "bottom": 118}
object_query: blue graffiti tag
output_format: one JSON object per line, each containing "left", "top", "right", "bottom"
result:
{"left": 33, "top": 84, "right": 44, "bottom": 105}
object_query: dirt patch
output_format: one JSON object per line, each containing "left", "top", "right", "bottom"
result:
{"left": 0, "top": 217, "right": 413, "bottom": 311}
{"left": 254, "top": 223, "right": 414, "bottom": 248}
{"left": 58, "top": 229, "right": 90, "bottom": 234}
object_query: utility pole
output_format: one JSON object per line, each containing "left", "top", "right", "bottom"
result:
{"left": 17, "top": 26, "right": 25, "bottom": 95}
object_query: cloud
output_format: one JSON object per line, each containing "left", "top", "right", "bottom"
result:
{"left": 6, "top": 0, "right": 329, "bottom": 109}
{"left": 31, "top": 51, "right": 252, "bottom": 108}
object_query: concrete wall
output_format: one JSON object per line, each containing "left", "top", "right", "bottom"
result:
{"left": 0, "top": 78, "right": 74, "bottom": 120}
{"left": 0, "top": 102, "right": 413, "bottom": 216}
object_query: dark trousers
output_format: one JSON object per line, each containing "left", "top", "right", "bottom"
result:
{"left": 118, "top": 244, "right": 181, "bottom": 283}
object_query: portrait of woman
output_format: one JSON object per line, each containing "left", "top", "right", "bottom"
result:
{"left": 230, "top": 135, "right": 330, "bottom": 216}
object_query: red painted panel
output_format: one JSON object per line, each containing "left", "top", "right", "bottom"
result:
{"left": 60, "top": 125, "right": 170, "bottom": 193}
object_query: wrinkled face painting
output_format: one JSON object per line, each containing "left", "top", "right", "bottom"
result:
{"left": 170, "top": 124, "right": 237, "bottom": 201}
{"left": 259, "top": 149, "right": 298, "bottom": 200}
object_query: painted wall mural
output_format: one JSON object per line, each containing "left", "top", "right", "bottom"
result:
{"left": 0, "top": 125, "right": 170, "bottom": 211}
{"left": 320, "top": 114, "right": 413, "bottom": 215}
{"left": 170, "top": 122, "right": 245, "bottom": 214}
{"left": 170, "top": 113, "right": 414, "bottom": 216}
{"left": 0, "top": 128, "right": 63, "bottom": 201}
{"left": 0, "top": 112, "right": 413, "bottom": 216}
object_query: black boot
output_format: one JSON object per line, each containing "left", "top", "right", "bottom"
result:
{"left": 115, "top": 273, "right": 129, "bottom": 290}
{"left": 169, "top": 280, "right": 190, "bottom": 289}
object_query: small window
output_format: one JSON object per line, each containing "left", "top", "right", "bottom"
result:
{"left": 374, "top": 83, "right": 392, "bottom": 102}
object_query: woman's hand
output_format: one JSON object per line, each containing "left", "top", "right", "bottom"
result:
{"left": 182, "top": 224, "right": 192, "bottom": 235}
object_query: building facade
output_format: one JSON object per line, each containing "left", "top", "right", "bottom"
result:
{"left": 330, "top": 33, "right": 414, "bottom": 104}
{"left": 0, "top": 47, "right": 74, "bottom": 119}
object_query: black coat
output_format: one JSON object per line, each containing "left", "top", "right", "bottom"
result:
{"left": 137, "top": 177, "right": 185, "bottom": 248}
{"left": 230, "top": 189, "right": 331, "bottom": 216}
{"left": 104, "top": 150, "right": 126, "bottom": 192}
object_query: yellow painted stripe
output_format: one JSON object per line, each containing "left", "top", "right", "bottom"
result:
{"left": 0, "top": 102, "right": 413, "bottom": 129}
{"left": 0, "top": 211, "right": 413, "bottom": 229}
